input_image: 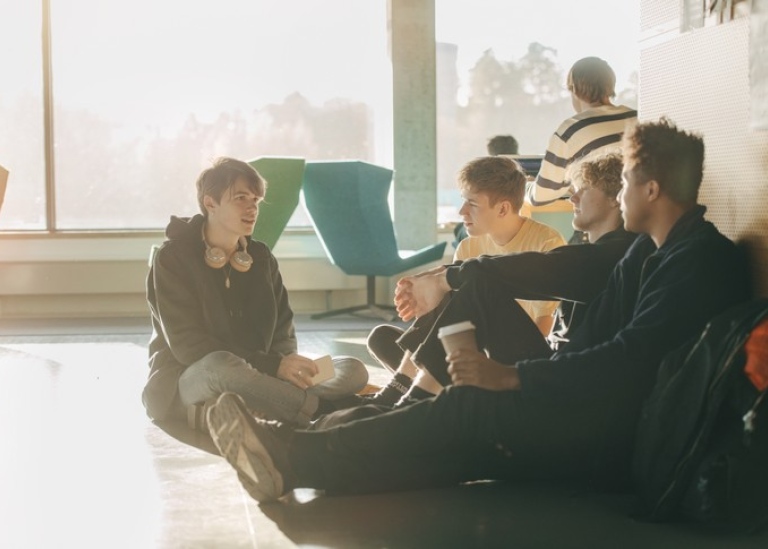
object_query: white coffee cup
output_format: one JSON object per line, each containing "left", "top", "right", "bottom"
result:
{"left": 437, "top": 321, "right": 477, "bottom": 354}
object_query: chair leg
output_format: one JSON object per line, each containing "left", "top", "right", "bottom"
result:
{"left": 310, "top": 276, "right": 397, "bottom": 320}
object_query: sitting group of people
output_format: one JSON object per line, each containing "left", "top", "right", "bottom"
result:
{"left": 141, "top": 57, "right": 752, "bottom": 505}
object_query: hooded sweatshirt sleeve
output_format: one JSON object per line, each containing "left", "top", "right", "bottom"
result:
{"left": 243, "top": 251, "right": 297, "bottom": 372}
{"left": 516, "top": 229, "right": 750, "bottom": 401}
{"left": 444, "top": 232, "right": 635, "bottom": 304}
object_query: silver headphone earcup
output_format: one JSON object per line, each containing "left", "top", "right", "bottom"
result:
{"left": 230, "top": 250, "right": 253, "bottom": 272}
{"left": 204, "top": 246, "right": 228, "bottom": 269}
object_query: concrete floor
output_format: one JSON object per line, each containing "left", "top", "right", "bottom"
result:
{"left": 0, "top": 317, "right": 766, "bottom": 548}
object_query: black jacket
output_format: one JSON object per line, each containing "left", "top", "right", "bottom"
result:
{"left": 517, "top": 206, "right": 751, "bottom": 483}
{"left": 142, "top": 214, "right": 296, "bottom": 421}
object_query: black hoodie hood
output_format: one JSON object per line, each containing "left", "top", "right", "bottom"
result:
{"left": 165, "top": 214, "right": 206, "bottom": 243}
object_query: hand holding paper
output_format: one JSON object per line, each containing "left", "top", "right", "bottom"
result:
{"left": 311, "top": 355, "right": 336, "bottom": 384}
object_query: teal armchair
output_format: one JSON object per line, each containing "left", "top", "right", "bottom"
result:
{"left": 302, "top": 160, "right": 447, "bottom": 320}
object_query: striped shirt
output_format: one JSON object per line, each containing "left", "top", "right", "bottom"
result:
{"left": 527, "top": 104, "right": 637, "bottom": 206}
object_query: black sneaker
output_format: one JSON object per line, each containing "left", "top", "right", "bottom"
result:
{"left": 207, "top": 392, "right": 293, "bottom": 502}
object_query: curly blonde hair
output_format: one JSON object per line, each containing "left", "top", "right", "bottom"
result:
{"left": 568, "top": 151, "right": 623, "bottom": 199}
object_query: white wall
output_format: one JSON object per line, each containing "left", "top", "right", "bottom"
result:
{"left": 639, "top": 0, "right": 768, "bottom": 297}
{"left": 0, "top": 231, "right": 452, "bottom": 319}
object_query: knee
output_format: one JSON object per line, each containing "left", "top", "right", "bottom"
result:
{"left": 332, "top": 356, "right": 369, "bottom": 390}
{"left": 195, "top": 350, "right": 247, "bottom": 370}
{"left": 367, "top": 325, "right": 404, "bottom": 346}
{"left": 182, "top": 351, "right": 251, "bottom": 392}
{"left": 366, "top": 325, "right": 406, "bottom": 372}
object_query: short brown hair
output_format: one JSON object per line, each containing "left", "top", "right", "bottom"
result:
{"left": 567, "top": 57, "right": 616, "bottom": 104}
{"left": 622, "top": 117, "right": 704, "bottom": 204}
{"left": 458, "top": 156, "right": 527, "bottom": 212}
{"left": 196, "top": 157, "right": 266, "bottom": 216}
{"left": 486, "top": 134, "right": 519, "bottom": 156}
{"left": 567, "top": 151, "right": 623, "bottom": 199}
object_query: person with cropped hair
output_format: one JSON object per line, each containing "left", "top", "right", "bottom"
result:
{"left": 486, "top": 134, "right": 519, "bottom": 156}
{"left": 527, "top": 57, "right": 637, "bottom": 210}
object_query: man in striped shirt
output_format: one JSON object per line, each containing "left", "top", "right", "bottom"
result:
{"left": 527, "top": 57, "right": 637, "bottom": 208}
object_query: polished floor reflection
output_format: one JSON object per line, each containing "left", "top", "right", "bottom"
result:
{"left": 1, "top": 319, "right": 766, "bottom": 549}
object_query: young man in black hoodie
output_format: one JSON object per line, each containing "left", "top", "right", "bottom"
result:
{"left": 206, "top": 119, "right": 750, "bottom": 502}
{"left": 141, "top": 158, "right": 367, "bottom": 430}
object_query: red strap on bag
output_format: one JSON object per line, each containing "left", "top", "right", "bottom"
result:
{"left": 744, "top": 319, "right": 768, "bottom": 391}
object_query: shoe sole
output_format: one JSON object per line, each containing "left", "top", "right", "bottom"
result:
{"left": 207, "top": 393, "right": 284, "bottom": 502}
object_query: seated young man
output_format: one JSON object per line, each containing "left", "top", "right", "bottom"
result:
{"left": 205, "top": 118, "right": 750, "bottom": 503}
{"left": 141, "top": 157, "right": 368, "bottom": 430}
{"left": 453, "top": 134, "right": 522, "bottom": 245}
{"left": 453, "top": 155, "right": 566, "bottom": 336}
{"left": 367, "top": 151, "right": 634, "bottom": 407}
{"left": 365, "top": 155, "right": 565, "bottom": 404}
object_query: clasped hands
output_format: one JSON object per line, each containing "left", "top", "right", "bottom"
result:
{"left": 394, "top": 266, "right": 451, "bottom": 322}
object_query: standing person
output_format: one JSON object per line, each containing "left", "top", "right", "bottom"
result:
{"left": 206, "top": 118, "right": 750, "bottom": 503}
{"left": 367, "top": 155, "right": 565, "bottom": 404}
{"left": 527, "top": 56, "right": 637, "bottom": 243}
{"left": 141, "top": 157, "right": 368, "bottom": 430}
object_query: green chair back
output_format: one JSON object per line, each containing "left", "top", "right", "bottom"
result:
{"left": 247, "top": 157, "right": 306, "bottom": 249}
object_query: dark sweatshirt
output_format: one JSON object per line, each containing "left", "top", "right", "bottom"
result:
{"left": 142, "top": 214, "right": 296, "bottom": 421}
{"left": 516, "top": 206, "right": 750, "bottom": 483}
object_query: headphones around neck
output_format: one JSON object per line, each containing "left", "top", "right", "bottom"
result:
{"left": 203, "top": 230, "right": 253, "bottom": 273}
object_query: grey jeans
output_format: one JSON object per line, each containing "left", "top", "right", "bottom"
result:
{"left": 178, "top": 351, "right": 368, "bottom": 427}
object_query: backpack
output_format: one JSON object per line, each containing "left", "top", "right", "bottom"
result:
{"left": 631, "top": 298, "right": 768, "bottom": 534}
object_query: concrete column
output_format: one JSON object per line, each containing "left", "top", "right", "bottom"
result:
{"left": 389, "top": 0, "right": 437, "bottom": 249}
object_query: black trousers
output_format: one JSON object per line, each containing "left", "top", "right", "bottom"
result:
{"left": 315, "top": 275, "right": 555, "bottom": 430}
{"left": 373, "top": 274, "right": 553, "bottom": 386}
{"left": 290, "top": 384, "right": 607, "bottom": 495}
{"left": 287, "top": 277, "right": 614, "bottom": 495}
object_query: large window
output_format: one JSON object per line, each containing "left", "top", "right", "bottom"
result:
{"left": 1, "top": 1, "right": 639, "bottom": 233}
{"left": 0, "top": 0, "right": 46, "bottom": 230}
{"left": 0, "top": 0, "right": 392, "bottom": 231}
{"left": 435, "top": 0, "right": 640, "bottom": 223}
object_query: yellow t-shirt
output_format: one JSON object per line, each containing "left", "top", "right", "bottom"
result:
{"left": 454, "top": 218, "right": 566, "bottom": 323}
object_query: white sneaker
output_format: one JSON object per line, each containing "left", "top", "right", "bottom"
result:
{"left": 207, "top": 392, "right": 286, "bottom": 502}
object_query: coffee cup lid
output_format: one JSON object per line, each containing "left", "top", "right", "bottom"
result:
{"left": 437, "top": 320, "right": 476, "bottom": 338}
